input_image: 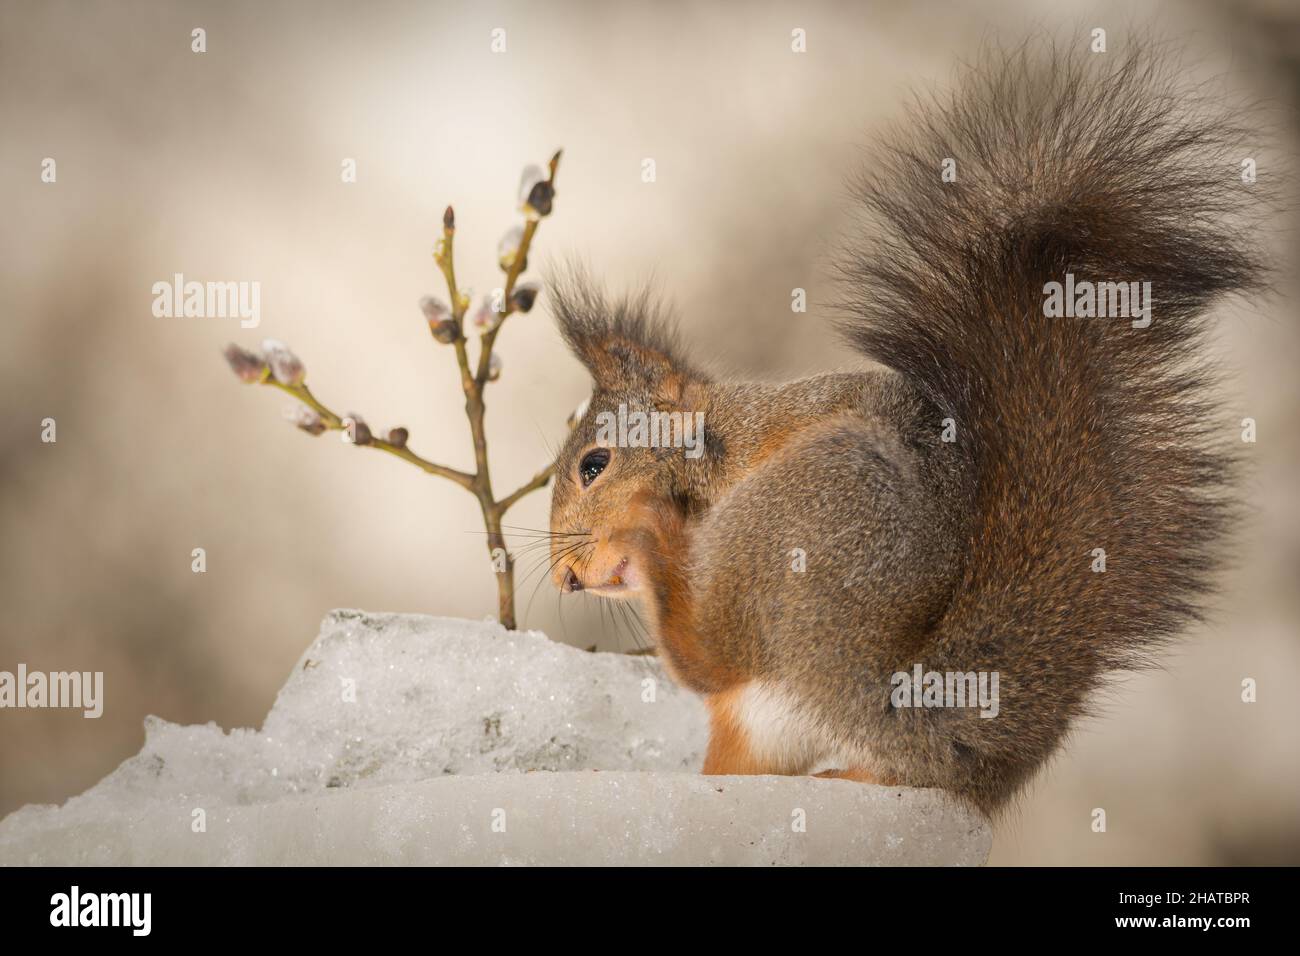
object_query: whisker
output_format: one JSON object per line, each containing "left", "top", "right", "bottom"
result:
{"left": 523, "top": 539, "right": 595, "bottom": 621}
{"left": 516, "top": 539, "right": 590, "bottom": 600}
{"left": 531, "top": 417, "right": 563, "bottom": 463}
{"left": 500, "top": 525, "right": 589, "bottom": 536}
{"left": 511, "top": 539, "right": 569, "bottom": 557}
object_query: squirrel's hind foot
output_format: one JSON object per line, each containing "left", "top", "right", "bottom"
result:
{"left": 811, "top": 767, "right": 885, "bottom": 784}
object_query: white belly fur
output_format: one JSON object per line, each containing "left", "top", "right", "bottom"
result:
{"left": 730, "top": 681, "right": 869, "bottom": 775}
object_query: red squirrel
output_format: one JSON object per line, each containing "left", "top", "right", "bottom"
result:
{"left": 547, "top": 42, "right": 1268, "bottom": 814}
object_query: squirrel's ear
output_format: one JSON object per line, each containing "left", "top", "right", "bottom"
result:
{"left": 550, "top": 272, "right": 703, "bottom": 397}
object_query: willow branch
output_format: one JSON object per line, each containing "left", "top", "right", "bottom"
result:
{"left": 226, "top": 150, "right": 564, "bottom": 631}
{"left": 434, "top": 206, "right": 479, "bottom": 402}
{"left": 474, "top": 150, "right": 560, "bottom": 388}
{"left": 264, "top": 377, "right": 476, "bottom": 491}
{"left": 495, "top": 463, "right": 556, "bottom": 515}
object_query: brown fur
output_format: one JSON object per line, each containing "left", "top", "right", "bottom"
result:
{"left": 701, "top": 687, "right": 763, "bottom": 775}
{"left": 548, "top": 42, "right": 1269, "bottom": 815}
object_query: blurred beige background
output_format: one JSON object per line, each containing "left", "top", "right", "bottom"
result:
{"left": 1, "top": 0, "right": 1297, "bottom": 864}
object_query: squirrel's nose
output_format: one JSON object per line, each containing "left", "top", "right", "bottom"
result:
{"left": 563, "top": 567, "right": 583, "bottom": 593}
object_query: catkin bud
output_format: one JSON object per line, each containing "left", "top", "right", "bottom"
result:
{"left": 473, "top": 296, "right": 502, "bottom": 332}
{"left": 343, "top": 413, "right": 372, "bottom": 446}
{"left": 518, "top": 165, "right": 544, "bottom": 203}
{"left": 420, "top": 295, "right": 451, "bottom": 324}
{"left": 223, "top": 344, "right": 267, "bottom": 383}
{"left": 487, "top": 352, "right": 503, "bottom": 382}
{"left": 286, "top": 405, "right": 326, "bottom": 436}
{"left": 518, "top": 165, "right": 554, "bottom": 219}
{"left": 510, "top": 281, "right": 540, "bottom": 314}
{"left": 497, "top": 226, "right": 526, "bottom": 273}
{"left": 261, "top": 339, "right": 306, "bottom": 386}
{"left": 420, "top": 295, "right": 458, "bottom": 344}
{"left": 386, "top": 427, "right": 409, "bottom": 449}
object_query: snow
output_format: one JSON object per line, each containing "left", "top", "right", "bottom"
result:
{"left": 0, "top": 610, "right": 991, "bottom": 865}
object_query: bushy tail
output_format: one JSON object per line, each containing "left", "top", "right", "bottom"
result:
{"left": 840, "top": 41, "right": 1269, "bottom": 811}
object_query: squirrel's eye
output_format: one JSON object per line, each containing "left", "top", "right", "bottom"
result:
{"left": 579, "top": 448, "right": 610, "bottom": 487}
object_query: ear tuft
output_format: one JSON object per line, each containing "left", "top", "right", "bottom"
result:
{"left": 548, "top": 266, "right": 704, "bottom": 390}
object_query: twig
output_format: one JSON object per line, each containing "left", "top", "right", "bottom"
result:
{"left": 263, "top": 377, "right": 476, "bottom": 490}
{"left": 225, "top": 151, "right": 564, "bottom": 630}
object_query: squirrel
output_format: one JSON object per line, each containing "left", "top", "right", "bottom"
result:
{"left": 546, "top": 41, "right": 1268, "bottom": 815}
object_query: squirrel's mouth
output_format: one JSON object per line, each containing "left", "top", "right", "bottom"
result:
{"left": 571, "top": 557, "right": 636, "bottom": 597}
